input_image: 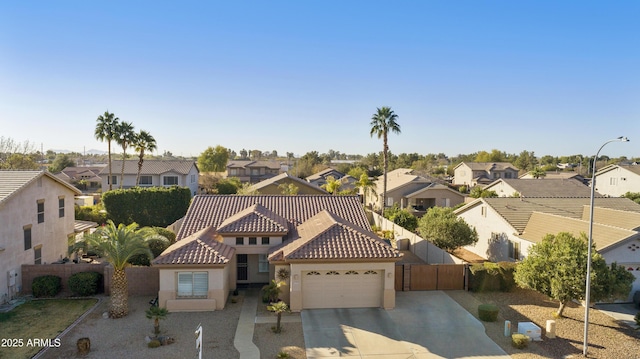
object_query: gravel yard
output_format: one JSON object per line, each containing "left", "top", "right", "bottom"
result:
{"left": 447, "top": 288, "right": 640, "bottom": 359}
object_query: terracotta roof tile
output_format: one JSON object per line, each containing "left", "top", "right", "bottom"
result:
{"left": 153, "top": 227, "right": 235, "bottom": 265}
{"left": 99, "top": 160, "right": 196, "bottom": 176}
{"left": 216, "top": 203, "right": 289, "bottom": 234}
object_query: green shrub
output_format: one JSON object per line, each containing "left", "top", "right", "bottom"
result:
{"left": 148, "top": 238, "right": 170, "bottom": 258}
{"left": 469, "top": 262, "right": 517, "bottom": 292}
{"left": 277, "top": 351, "right": 290, "bottom": 358}
{"left": 511, "top": 333, "right": 529, "bottom": 349}
{"left": 477, "top": 304, "right": 499, "bottom": 322}
{"left": 635, "top": 312, "right": 640, "bottom": 328}
{"left": 32, "top": 275, "right": 62, "bottom": 297}
{"left": 148, "top": 339, "right": 161, "bottom": 348}
{"left": 261, "top": 280, "right": 284, "bottom": 303}
{"left": 153, "top": 227, "right": 176, "bottom": 245}
{"left": 75, "top": 204, "right": 108, "bottom": 225}
{"left": 68, "top": 272, "right": 102, "bottom": 296}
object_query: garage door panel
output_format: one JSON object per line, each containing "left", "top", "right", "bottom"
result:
{"left": 302, "top": 270, "right": 383, "bottom": 309}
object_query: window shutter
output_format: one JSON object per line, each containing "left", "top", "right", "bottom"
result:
{"left": 193, "top": 272, "right": 208, "bottom": 296}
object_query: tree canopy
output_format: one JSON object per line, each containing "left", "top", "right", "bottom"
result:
{"left": 198, "top": 145, "right": 229, "bottom": 172}
{"left": 417, "top": 207, "right": 478, "bottom": 252}
{"left": 514, "top": 232, "right": 634, "bottom": 317}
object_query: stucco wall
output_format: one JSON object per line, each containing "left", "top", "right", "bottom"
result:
{"left": 0, "top": 175, "right": 77, "bottom": 303}
{"left": 595, "top": 167, "right": 640, "bottom": 197}
{"left": 157, "top": 266, "right": 227, "bottom": 310}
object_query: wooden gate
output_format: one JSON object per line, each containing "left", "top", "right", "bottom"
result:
{"left": 395, "top": 264, "right": 466, "bottom": 291}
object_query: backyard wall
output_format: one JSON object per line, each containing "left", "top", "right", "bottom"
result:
{"left": 370, "top": 211, "right": 466, "bottom": 265}
{"left": 21, "top": 263, "right": 158, "bottom": 297}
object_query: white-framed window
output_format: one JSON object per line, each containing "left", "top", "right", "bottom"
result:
{"left": 387, "top": 197, "right": 394, "bottom": 207}
{"left": 163, "top": 176, "right": 179, "bottom": 185}
{"left": 177, "top": 272, "right": 208, "bottom": 298}
{"left": 108, "top": 176, "right": 118, "bottom": 185}
{"left": 58, "top": 196, "right": 65, "bottom": 218}
{"left": 139, "top": 176, "right": 153, "bottom": 185}
{"left": 508, "top": 240, "right": 520, "bottom": 260}
{"left": 191, "top": 174, "right": 196, "bottom": 183}
{"left": 230, "top": 169, "right": 237, "bottom": 176}
{"left": 258, "top": 254, "right": 269, "bottom": 273}
{"left": 37, "top": 200, "right": 45, "bottom": 223}
{"left": 610, "top": 177, "right": 618, "bottom": 185}
{"left": 251, "top": 169, "right": 259, "bottom": 175}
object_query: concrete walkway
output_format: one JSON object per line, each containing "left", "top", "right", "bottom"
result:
{"left": 234, "top": 289, "right": 261, "bottom": 359}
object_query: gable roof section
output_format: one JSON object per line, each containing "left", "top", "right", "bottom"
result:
{"left": 247, "top": 172, "right": 328, "bottom": 194}
{"left": 216, "top": 203, "right": 289, "bottom": 235}
{"left": 305, "top": 168, "right": 344, "bottom": 182}
{"left": 153, "top": 226, "right": 235, "bottom": 265}
{"left": 518, "top": 212, "right": 638, "bottom": 252}
{"left": 99, "top": 160, "right": 197, "bottom": 176}
{"left": 270, "top": 210, "right": 401, "bottom": 261}
{"left": 458, "top": 197, "right": 640, "bottom": 234}
{"left": 485, "top": 178, "right": 596, "bottom": 198}
{"left": 177, "top": 195, "right": 370, "bottom": 241}
{"left": 455, "top": 162, "right": 519, "bottom": 171}
{"left": 0, "top": 170, "right": 81, "bottom": 205}
{"left": 405, "top": 183, "right": 464, "bottom": 198}
{"left": 580, "top": 206, "right": 640, "bottom": 231}
{"left": 596, "top": 164, "right": 640, "bottom": 177}
{"left": 227, "top": 160, "right": 281, "bottom": 170}
{"left": 375, "top": 168, "right": 431, "bottom": 192}
{"left": 519, "top": 171, "right": 584, "bottom": 180}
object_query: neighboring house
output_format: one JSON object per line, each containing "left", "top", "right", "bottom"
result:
{"left": 483, "top": 178, "right": 597, "bottom": 198}
{"left": 593, "top": 164, "right": 640, "bottom": 197}
{"left": 455, "top": 197, "right": 640, "bottom": 300}
{"left": 305, "top": 168, "right": 357, "bottom": 193}
{"left": 0, "top": 170, "right": 81, "bottom": 304}
{"left": 453, "top": 162, "right": 520, "bottom": 186}
{"left": 55, "top": 166, "right": 104, "bottom": 193}
{"left": 247, "top": 172, "right": 328, "bottom": 195}
{"left": 99, "top": 160, "right": 199, "bottom": 195}
{"left": 519, "top": 170, "right": 587, "bottom": 184}
{"left": 153, "top": 195, "right": 401, "bottom": 312}
{"left": 365, "top": 168, "right": 465, "bottom": 212}
{"left": 226, "top": 160, "right": 282, "bottom": 183}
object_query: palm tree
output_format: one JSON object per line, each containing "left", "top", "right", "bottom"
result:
{"left": 321, "top": 176, "right": 342, "bottom": 195}
{"left": 133, "top": 130, "right": 157, "bottom": 186}
{"left": 369, "top": 107, "right": 401, "bottom": 214}
{"left": 115, "top": 121, "right": 136, "bottom": 189}
{"left": 95, "top": 111, "right": 120, "bottom": 191}
{"left": 145, "top": 306, "right": 170, "bottom": 335}
{"left": 355, "top": 173, "right": 377, "bottom": 207}
{"left": 267, "top": 301, "right": 290, "bottom": 333}
{"left": 84, "top": 220, "right": 157, "bottom": 318}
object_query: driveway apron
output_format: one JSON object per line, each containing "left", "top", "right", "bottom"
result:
{"left": 302, "top": 291, "right": 510, "bottom": 359}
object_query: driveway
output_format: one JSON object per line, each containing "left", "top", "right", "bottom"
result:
{"left": 302, "top": 291, "right": 510, "bottom": 359}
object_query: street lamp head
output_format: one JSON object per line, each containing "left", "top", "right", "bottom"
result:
{"left": 618, "top": 136, "right": 630, "bottom": 142}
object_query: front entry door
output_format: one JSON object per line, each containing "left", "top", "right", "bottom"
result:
{"left": 237, "top": 254, "right": 248, "bottom": 281}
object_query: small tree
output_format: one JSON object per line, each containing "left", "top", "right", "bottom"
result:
{"left": 197, "top": 145, "right": 229, "bottom": 172}
{"left": 417, "top": 207, "right": 478, "bottom": 252}
{"left": 469, "top": 186, "right": 498, "bottom": 198}
{"left": 278, "top": 183, "right": 299, "bottom": 195}
{"left": 384, "top": 204, "right": 418, "bottom": 232}
{"left": 145, "top": 306, "right": 170, "bottom": 335}
{"left": 514, "top": 232, "right": 634, "bottom": 317}
{"left": 267, "top": 301, "right": 290, "bottom": 333}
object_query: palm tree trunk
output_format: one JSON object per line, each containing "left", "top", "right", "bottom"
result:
{"left": 107, "top": 141, "right": 113, "bottom": 191}
{"left": 110, "top": 268, "right": 129, "bottom": 318}
{"left": 154, "top": 318, "right": 160, "bottom": 335}
{"left": 120, "top": 147, "right": 126, "bottom": 189}
{"left": 136, "top": 151, "right": 144, "bottom": 187}
{"left": 381, "top": 134, "right": 388, "bottom": 215}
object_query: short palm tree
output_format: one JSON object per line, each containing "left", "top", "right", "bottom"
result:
{"left": 355, "top": 173, "right": 377, "bottom": 205}
{"left": 133, "top": 130, "right": 157, "bottom": 186}
{"left": 267, "top": 301, "right": 290, "bottom": 333}
{"left": 145, "top": 306, "right": 170, "bottom": 335}
{"left": 84, "top": 220, "right": 156, "bottom": 318}
{"left": 369, "top": 107, "right": 401, "bottom": 214}
{"left": 115, "top": 121, "right": 136, "bottom": 189}
{"left": 321, "top": 176, "right": 342, "bottom": 195}
{"left": 94, "top": 111, "right": 120, "bottom": 191}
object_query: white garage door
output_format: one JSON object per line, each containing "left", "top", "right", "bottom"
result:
{"left": 302, "top": 269, "right": 383, "bottom": 309}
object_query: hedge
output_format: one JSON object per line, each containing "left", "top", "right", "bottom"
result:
{"left": 68, "top": 272, "right": 103, "bottom": 296}
{"left": 469, "top": 261, "right": 517, "bottom": 292}
{"left": 102, "top": 186, "right": 191, "bottom": 227}
{"left": 32, "top": 275, "right": 62, "bottom": 297}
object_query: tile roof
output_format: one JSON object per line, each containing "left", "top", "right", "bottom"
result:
{"left": 0, "top": 170, "right": 81, "bottom": 205}
{"left": 270, "top": 210, "right": 402, "bottom": 261}
{"left": 177, "top": 195, "right": 370, "bottom": 240}
{"left": 153, "top": 226, "right": 235, "bottom": 265}
{"left": 518, "top": 212, "right": 639, "bottom": 252}
{"left": 74, "top": 220, "right": 99, "bottom": 233}
{"left": 487, "top": 178, "right": 597, "bottom": 198}
{"left": 457, "top": 197, "right": 640, "bottom": 234}
{"left": 216, "top": 203, "right": 289, "bottom": 235}
{"left": 596, "top": 164, "right": 640, "bottom": 177}
{"left": 99, "top": 160, "right": 197, "bottom": 176}
{"left": 305, "top": 168, "right": 344, "bottom": 182}
{"left": 580, "top": 207, "right": 640, "bottom": 231}
{"left": 247, "top": 172, "right": 328, "bottom": 194}
{"left": 226, "top": 160, "right": 281, "bottom": 170}
{"left": 519, "top": 171, "right": 584, "bottom": 180}
{"left": 405, "top": 183, "right": 462, "bottom": 198}
{"left": 459, "top": 162, "right": 519, "bottom": 171}
{"left": 375, "top": 168, "right": 431, "bottom": 192}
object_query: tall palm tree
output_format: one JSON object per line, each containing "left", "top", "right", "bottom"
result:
{"left": 369, "top": 107, "right": 401, "bottom": 214}
{"left": 84, "top": 220, "right": 157, "bottom": 318}
{"left": 115, "top": 121, "right": 136, "bottom": 189}
{"left": 133, "top": 130, "right": 157, "bottom": 186}
{"left": 94, "top": 111, "right": 120, "bottom": 191}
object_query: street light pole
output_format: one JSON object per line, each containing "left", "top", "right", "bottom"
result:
{"left": 583, "top": 136, "right": 629, "bottom": 357}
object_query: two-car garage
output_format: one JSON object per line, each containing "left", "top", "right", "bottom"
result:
{"left": 301, "top": 269, "right": 384, "bottom": 309}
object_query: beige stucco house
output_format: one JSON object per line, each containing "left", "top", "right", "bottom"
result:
{"left": 152, "top": 195, "right": 401, "bottom": 312}
{"left": 0, "top": 170, "right": 81, "bottom": 304}
{"left": 99, "top": 160, "right": 199, "bottom": 196}
{"left": 593, "top": 164, "right": 640, "bottom": 197}
{"left": 226, "top": 160, "right": 282, "bottom": 183}
{"left": 365, "top": 168, "right": 464, "bottom": 212}
{"left": 453, "top": 162, "right": 520, "bottom": 186}
{"left": 455, "top": 197, "right": 640, "bottom": 300}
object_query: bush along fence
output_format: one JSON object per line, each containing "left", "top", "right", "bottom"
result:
{"left": 468, "top": 262, "right": 517, "bottom": 292}
{"left": 21, "top": 263, "right": 159, "bottom": 297}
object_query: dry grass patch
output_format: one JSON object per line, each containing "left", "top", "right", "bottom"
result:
{"left": 0, "top": 298, "right": 97, "bottom": 358}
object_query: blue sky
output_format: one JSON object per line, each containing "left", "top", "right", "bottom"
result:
{"left": 1, "top": 1, "right": 638, "bottom": 159}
